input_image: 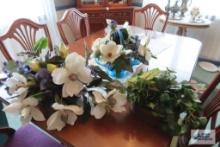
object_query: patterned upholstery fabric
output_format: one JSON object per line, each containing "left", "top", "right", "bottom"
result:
{"left": 4, "top": 124, "right": 63, "bottom": 147}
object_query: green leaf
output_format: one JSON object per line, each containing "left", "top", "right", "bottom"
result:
{"left": 4, "top": 60, "right": 18, "bottom": 73}
{"left": 105, "top": 80, "right": 125, "bottom": 92}
{"left": 90, "top": 66, "right": 112, "bottom": 81}
{"left": 177, "top": 118, "right": 183, "bottom": 125}
{"left": 126, "top": 68, "right": 205, "bottom": 135}
{"left": 33, "top": 37, "right": 48, "bottom": 55}
{"left": 128, "top": 68, "right": 160, "bottom": 84}
{"left": 31, "top": 91, "right": 51, "bottom": 101}
{"left": 112, "top": 54, "right": 133, "bottom": 77}
{"left": 148, "top": 102, "right": 156, "bottom": 109}
{"left": 198, "top": 117, "right": 208, "bottom": 127}
{"left": 180, "top": 125, "right": 188, "bottom": 134}
{"left": 160, "top": 93, "right": 170, "bottom": 102}
{"left": 46, "top": 56, "right": 64, "bottom": 64}
{"left": 83, "top": 40, "right": 92, "bottom": 66}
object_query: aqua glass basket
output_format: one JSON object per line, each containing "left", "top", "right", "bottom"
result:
{"left": 95, "top": 58, "right": 141, "bottom": 79}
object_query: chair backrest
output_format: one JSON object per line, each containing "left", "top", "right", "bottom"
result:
{"left": 178, "top": 74, "right": 220, "bottom": 146}
{"left": 198, "top": 72, "right": 220, "bottom": 144}
{"left": 133, "top": 3, "right": 168, "bottom": 32}
{"left": 201, "top": 88, "right": 220, "bottom": 144}
{"left": 0, "top": 41, "right": 11, "bottom": 60}
{"left": 203, "top": 88, "right": 220, "bottom": 121}
{"left": 200, "top": 72, "right": 220, "bottom": 103}
{"left": 0, "top": 18, "right": 53, "bottom": 60}
{"left": 57, "top": 8, "right": 90, "bottom": 45}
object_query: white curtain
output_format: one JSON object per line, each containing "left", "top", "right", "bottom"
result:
{"left": 0, "top": 0, "right": 61, "bottom": 64}
{"left": 40, "top": 0, "right": 62, "bottom": 46}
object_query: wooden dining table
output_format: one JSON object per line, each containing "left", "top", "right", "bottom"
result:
{"left": 1, "top": 26, "right": 202, "bottom": 147}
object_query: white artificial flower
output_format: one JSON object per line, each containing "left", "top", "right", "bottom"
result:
{"left": 179, "top": 112, "right": 187, "bottom": 120}
{"left": 90, "top": 89, "right": 127, "bottom": 119}
{"left": 3, "top": 97, "right": 45, "bottom": 124}
{"left": 100, "top": 41, "right": 122, "bottom": 63}
{"left": 177, "top": 111, "right": 187, "bottom": 125}
{"left": 52, "top": 52, "right": 93, "bottom": 98}
{"left": 5, "top": 73, "right": 28, "bottom": 99}
{"left": 138, "top": 37, "right": 152, "bottom": 61}
{"left": 110, "top": 90, "right": 127, "bottom": 113}
{"left": 38, "top": 48, "right": 49, "bottom": 61}
{"left": 91, "top": 37, "right": 108, "bottom": 53}
{"left": 106, "top": 19, "right": 112, "bottom": 25}
{"left": 123, "top": 21, "right": 129, "bottom": 28}
{"left": 47, "top": 103, "right": 84, "bottom": 131}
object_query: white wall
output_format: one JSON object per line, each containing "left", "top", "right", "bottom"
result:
{"left": 54, "top": 0, "right": 74, "bottom": 8}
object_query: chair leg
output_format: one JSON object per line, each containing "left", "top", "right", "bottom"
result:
{"left": 0, "top": 127, "right": 15, "bottom": 136}
{"left": 177, "top": 134, "right": 190, "bottom": 147}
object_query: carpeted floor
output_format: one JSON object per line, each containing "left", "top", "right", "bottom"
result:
{"left": 191, "top": 63, "right": 219, "bottom": 87}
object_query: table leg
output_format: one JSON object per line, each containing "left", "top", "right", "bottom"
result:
{"left": 177, "top": 27, "right": 187, "bottom": 36}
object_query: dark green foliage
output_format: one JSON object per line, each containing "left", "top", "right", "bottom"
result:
{"left": 3, "top": 60, "right": 18, "bottom": 73}
{"left": 46, "top": 56, "right": 64, "bottom": 65}
{"left": 112, "top": 54, "right": 133, "bottom": 77}
{"left": 110, "top": 28, "right": 129, "bottom": 45}
{"left": 33, "top": 37, "right": 48, "bottom": 55}
{"left": 127, "top": 69, "right": 207, "bottom": 135}
{"left": 89, "top": 66, "right": 113, "bottom": 81}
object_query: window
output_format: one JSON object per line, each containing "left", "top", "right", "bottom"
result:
{"left": 0, "top": 0, "right": 45, "bottom": 34}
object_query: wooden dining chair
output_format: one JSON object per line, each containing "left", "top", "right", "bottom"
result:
{"left": 57, "top": 8, "right": 90, "bottom": 45}
{"left": 133, "top": 3, "right": 168, "bottom": 32}
{"left": 186, "top": 90, "right": 220, "bottom": 147}
{"left": 0, "top": 18, "right": 53, "bottom": 60}
{"left": 199, "top": 72, "right": 220, "bottom": 103}
{"left": 0, "top": 124, "right": 63, "bottom": 147}
{"left": 177, "top": 73, "right": 220, "bottom": 147}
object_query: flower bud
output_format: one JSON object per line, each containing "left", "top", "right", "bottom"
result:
{"left": 29, "top": 60, "right": 40, "bottom": 72}
{"left": 47, "top": 64, "right": 57, "bottom": 72}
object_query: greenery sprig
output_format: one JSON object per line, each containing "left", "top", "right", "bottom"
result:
{"left": 127, "top": 68, "right": 207, "bottom": 135}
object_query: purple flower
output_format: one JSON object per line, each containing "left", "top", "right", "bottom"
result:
{"left": 35, "top": 68, "right": 51, "bottom": 90}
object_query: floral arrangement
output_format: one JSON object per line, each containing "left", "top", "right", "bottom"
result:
{"left": 1, "top": 19, "right": 206, "bottom": 135}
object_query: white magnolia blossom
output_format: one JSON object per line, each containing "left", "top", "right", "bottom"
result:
{"left": 47, "top": 103, "right": 84, "bottom": 131}
{"left": 5, "top": 72, "right": 28, "bottom": 99}
{"left": 90, "top": 89, "right": 127, "bottom": 119}
{"left": 52, "top": 52, "right": 93, "bottom": 98}
{"left": 100, "top": 41, "right": 122, "bottom": 63}
{"left": 3, "top": 97, "right": 45, "bottom": 124}
{"left": 91, "top": 37, "right": 108, "bottom": 53}
{"left": 138, "top": 37, "right": 152, "bottom": 61}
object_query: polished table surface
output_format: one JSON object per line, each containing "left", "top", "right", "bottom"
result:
{"left": 69, "top": 26, "right": 202, "bottom": 82}
{"left": 1, "top": 26, "right": 202, "bottom": 147}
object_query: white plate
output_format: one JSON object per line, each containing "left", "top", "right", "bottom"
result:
{"left": 198, "top": 61, "right": 218, "bottom": 72}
